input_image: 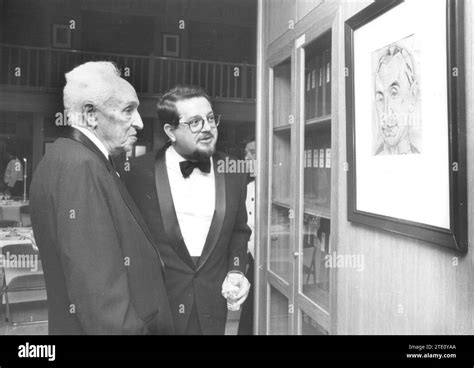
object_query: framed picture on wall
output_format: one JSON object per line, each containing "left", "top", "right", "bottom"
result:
{"left": 162, "top": 34, "right": 180, "bottom": 57}
{"left": 52, "top": 24, "right": 71, "bottom": 48}
{"left": 345, "top": 0, "right": 467, "bottom": 252}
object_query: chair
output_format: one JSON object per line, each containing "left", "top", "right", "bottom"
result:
{"left": 1, "top": 243, "right": 47, "bottom": 325}
{"left": 0, "top": 220, "right": 20, "bottom": 228}
{"left": 19, "top": 205, "right": 31, "bottom": 227}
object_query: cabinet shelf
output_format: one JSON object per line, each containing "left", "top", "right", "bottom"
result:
{"left": 273, "top": 124, "right": 292, "bottom": 133}
{"left": 303, "top": 205, "right": 331, "bottom": 219}
{"left": 305, "top": 115, "right": 331, "bottom": 127}
{"left": 273, "top": 198, "right": 331, "bottom": 219}
{"left": 272, "top": 198, "right": 291, "bottom": 209}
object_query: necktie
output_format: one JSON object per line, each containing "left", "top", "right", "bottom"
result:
{"left": 179, "top": 159, "right": 211, "bottom": 178}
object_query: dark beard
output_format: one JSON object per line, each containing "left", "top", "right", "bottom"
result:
{"left": 192, "top": 146, "right": 215, "bottom": 162}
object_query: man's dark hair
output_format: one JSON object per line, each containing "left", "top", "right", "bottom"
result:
{"left": 157, "top": 85, "right": 212, "bottom": 127}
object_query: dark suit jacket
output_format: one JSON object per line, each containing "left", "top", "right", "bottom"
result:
{"left": 30, "top": 128, "right": 174, "bottom": 335}
{"left": 125, "top": 143, "right": 251, "bottom": 335}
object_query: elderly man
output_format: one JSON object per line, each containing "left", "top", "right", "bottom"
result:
{"left": 374, "top": 44, "right": 420, "bottom": 155}
{"left": 125, "top": 85, "right": 251, "bottom": 335}
{"left": 30, "top": 61, "right": 174, "bottom": 335}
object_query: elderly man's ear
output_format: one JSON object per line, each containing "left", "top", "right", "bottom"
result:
{"left": 83, "top": 103, "right": 98, "bottom": 129}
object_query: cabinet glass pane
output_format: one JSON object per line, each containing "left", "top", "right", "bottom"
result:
{"left": 269, "top": 58, "right": 292, "bottom": 282}
{"left": 300, "top": 33, "right": 331, "bottom": 311}
{"left": 269, "top": 286, "right": 289, "bottom": 335}
{"left": 272, "top": 59, "right": 292, "bottom": 128}
{"left": 301, "top": 310, "right": 328, "bottom": 335}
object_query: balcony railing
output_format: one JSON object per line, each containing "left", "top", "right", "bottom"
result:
{"left": 0, "top": 43, "right": 256, "bottom": 100}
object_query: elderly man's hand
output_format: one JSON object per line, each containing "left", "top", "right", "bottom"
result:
{"left": 221, "top": 271, "right": 251, "bottom": 311}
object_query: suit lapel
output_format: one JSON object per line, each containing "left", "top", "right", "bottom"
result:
{"left": 62, "top": 127, "right": 165, "bottom": 268}
{"left": 196, "top": 153, "right": 226, "bottom": 271}
{"left": 154, "top": 145, "right": 196, "bottom": 270}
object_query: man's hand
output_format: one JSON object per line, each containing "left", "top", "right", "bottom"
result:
{"left": 221, "top": 271, "right": 251, "bottom": 311}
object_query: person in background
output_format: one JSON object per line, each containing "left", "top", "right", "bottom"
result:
{"left": 238, "top": 137, "right": 256, "bottom": 335}
{"left": 4, "top": 150, "right": 23, "bottom": 197}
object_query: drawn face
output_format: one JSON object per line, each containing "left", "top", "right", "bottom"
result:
{"left": 171, "top": 97, "right": 218, "bottom": 161}
{"left": 375, "top": 53, "right": 417, "bottom": 149}
{"left": 95, "top": 78, "right": 143, "bottom": 156}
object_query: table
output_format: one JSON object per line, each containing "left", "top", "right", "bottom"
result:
{"left": 0, "top": 228, "right": 36, "bottom": 249}
{"left": 0, "top": 227, "right": 44, "bottom": 305}
{"left": 0, "top": 200, "right": 29, "bottom": 223}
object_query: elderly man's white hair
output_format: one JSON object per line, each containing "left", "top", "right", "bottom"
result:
{"left": 63, "top": 61, "right": 121, "bottom": 124}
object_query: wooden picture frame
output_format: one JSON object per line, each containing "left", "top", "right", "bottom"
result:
{"left": 162, "top": 34, "right": 180, "bottom": 57}
{"left": 345, "top": 0, "right": 467, "bottom": 252}
{"left": 52, "top": 24, "right": 71, "bottom": 49}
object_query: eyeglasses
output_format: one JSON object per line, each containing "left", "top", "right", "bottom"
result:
{"left": 179, "top": 114, "right": 221, "bottom": 133}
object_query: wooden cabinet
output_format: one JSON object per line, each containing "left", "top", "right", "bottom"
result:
{"left": 256, "top": 0, "right": 474, "bottom": 336}
{"left": 256, "top": 0, "right": 339, "bottom": 335}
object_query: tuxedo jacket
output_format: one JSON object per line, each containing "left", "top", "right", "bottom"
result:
{"left": 30, "top": 128, "right": 174, "bottom": 335}
{"left": 125, "top": 143, "right": 251, "bottom": 334}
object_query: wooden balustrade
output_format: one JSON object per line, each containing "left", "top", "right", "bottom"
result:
{"left": 0, "top": 43, "right": 256, "bottom": 100}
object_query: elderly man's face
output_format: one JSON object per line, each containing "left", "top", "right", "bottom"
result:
{"left": 95, "top": 78, "right": 143, "bottom": 156}
{"left": 375, "top": 54, "right": 417, "bottom": 148}
{"left": 171, "top": 96, "right": 218, "bottom": 161}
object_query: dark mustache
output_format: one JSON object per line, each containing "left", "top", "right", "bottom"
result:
{"left": 199, "top": 134, "right": 214, "bottom": 140}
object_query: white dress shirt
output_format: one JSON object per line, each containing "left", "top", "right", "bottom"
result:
{"left": 245, "top": 180, "right": 255, "bottom": 257}
{"left": 166, "top": 145, "right": 216, "bottom": 257}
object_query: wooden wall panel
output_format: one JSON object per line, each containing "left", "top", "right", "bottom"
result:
{"left": 334, "top": 0, "right": 474, "bottom": 334}
{"left": 266, "top": 0, "right": 296, "bottom": 46}
{"left": 296, "top": 0, "right": 324, "bottom": 22}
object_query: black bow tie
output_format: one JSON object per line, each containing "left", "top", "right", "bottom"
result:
{"left": 179, "top": 159, "right": 211, "bottom": 178}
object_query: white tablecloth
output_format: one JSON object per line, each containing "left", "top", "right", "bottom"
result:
{"left": 0, "top": 228, "right": 35, "bottom": 249}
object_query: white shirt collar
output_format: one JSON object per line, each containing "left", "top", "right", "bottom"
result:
{"left": 72, "top": 125, "right": 110, "bottom": 159}
{"left": 167, "top": 144, "right": 187, "bottom": 164}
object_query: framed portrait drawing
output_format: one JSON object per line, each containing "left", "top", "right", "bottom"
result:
{"left": 52, "top": 24, "right": 71, "bottom": 48}
{"left": 162, "top": 34, "right": 180, "bottom": 57}
{"left": 345, "top": 0, "right": 467, "bottom": 252}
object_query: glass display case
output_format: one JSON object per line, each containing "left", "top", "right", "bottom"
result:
{"left": 263, "top": 30, "right": 333, "bottom": 335}
{"left": 301, "top": 32, "right": 332, "bottom": 320}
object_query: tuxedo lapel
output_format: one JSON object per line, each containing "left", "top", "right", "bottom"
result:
{"left": 154, "top": 145, "right": 196, "bottom": 270}
{"left": 62, "top": 127, "right": 165, "bottom": 269}
{"left": 196, "top": 154, "right": 226, "bottom": 271}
